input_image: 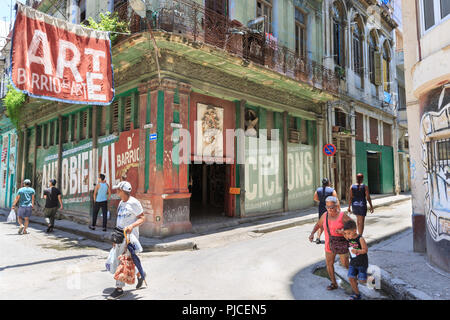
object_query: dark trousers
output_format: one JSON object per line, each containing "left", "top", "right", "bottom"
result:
{"left": 92, "top": 201, "right": 108, "bottom": 228}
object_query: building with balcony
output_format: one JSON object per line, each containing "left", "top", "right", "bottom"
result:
{"left": 402, "top": 0, "right": 450, "bottom": 271}
{"left": 10, "top": 0, "right": 404, "bottom": 237}
{"left": 322, "top": 0, "right": 401, "bottom": 201}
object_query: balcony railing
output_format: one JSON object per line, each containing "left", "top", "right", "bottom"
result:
{"left": 113, "top": 0, "right": 340, "bottom": 95}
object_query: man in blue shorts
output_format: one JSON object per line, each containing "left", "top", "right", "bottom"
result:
{"left": 12, "top": 179, "right": 35, "bottom": 235}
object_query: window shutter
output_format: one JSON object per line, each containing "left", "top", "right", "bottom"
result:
{"left": 374, "top": 51, "right": 382, "bottom": 86}
{"left": 124, "top": 96, "right": 132, "bottom": 131}
{"left": 111, "top": 100, "right": 119, "bottom": 133}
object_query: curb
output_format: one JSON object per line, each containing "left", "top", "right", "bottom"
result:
{"left": 315, "top": 227, "right": 433, "bottom": 300}
{"left": 252, "top": 197, "right": 411, "bottom": 234}
{"left": 24, "top": 215, "right": 197, "bottom": 253}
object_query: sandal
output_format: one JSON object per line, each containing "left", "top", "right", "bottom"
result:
{"left": 326, "top": 283, "right": 338, "bottom": 290}
{"left": 349, "top": 294, "right": 361, "bottom": 300}
{"left": 315, "top": 238, "right": 321, "bottom": 244}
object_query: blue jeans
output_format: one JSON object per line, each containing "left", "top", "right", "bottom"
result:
{"left": 348, "top": 265, "right": 368, "bottom": 281}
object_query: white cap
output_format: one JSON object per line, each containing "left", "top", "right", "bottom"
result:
{"left": 112, "top": 181, "right": 132, "bottom": 192}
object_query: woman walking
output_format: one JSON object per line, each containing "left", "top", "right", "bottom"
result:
{"left": 107, "top": 181, "right": 146, "bottom": 300}
{"left": 309, "top": 196, "right": 352, "bottom": 290}
{"left": 312, "top": 178, "right": 339, "bottom": 244}
{"left": 348, "top": 173, "right": 374, "bottom": 236}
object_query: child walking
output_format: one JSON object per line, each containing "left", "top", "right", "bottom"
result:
{"left": 343, "top": 220, "right": 368, "bottom": 300}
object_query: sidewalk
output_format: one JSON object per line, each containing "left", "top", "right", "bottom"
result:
{"left": 366, "top": 229, "right": 450, "bottom": 299}
{"left": 0, "top": 192, "right": 411, "bottom": 253}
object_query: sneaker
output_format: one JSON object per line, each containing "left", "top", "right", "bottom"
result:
{"left": 107, "top": 288, "right": 124, "bottom": 300}
{"left": 23, "top": 230, "right": 29, "bottom": 234}
{"left": 46, "top": 225, "right": 52, "bottom": 233}
{"left": 103, "top": 228, "right": 107, "bottom": 232}
{"left": 18, "top": 225, "right": 24, "bottom": 235}
{"left": 315, "top": 238, "right": 321, "bottom": 244}
{"left": 136, "top": 275, "right": 147, "bottom": 290}
{"left": 89, "top": 225, "right": 95, "bottom": 231}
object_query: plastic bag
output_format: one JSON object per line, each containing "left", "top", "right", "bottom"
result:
{"left": 7, "top": 209, "right": 16, "bottom": 223}
{"left": 129, "top": 233, "right": 143, "bottom": 253}
{"left": 105, "top": 246, "right": 120, "bottom": 274}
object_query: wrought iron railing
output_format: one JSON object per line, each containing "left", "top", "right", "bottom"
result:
{"left": 114, "top": 0, "right": 340, "bottom": 94}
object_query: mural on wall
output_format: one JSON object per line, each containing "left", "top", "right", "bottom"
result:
{"left": 420, "top": 84, "right": 450, "bottom": 242}
{"left": 38, "top": 130, "right": 140, "bottom": 210}
{"left": 196, "top": 103, "right": 224, "bottom": 158}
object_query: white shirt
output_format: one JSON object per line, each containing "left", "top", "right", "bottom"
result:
{"left": 116, "top": 196, "right": 144, "bottom": 239}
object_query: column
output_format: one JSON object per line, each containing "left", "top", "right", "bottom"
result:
{"left": 350, "top": 104, "right": 357, "bottom": 184}
{"left": 317, "top": 117, "right": 324, "bottom": 183}
{"left": 178, "top": 82, "right": 191, "bottom": 193}
{"left": 283, "top": 111, "right": 288, "bottom": 212}
{"left": 137, "top": 82, "right": 149, "bottom": 194}
{"left": 161, "top": 79, "right": 177, "bottom": 194}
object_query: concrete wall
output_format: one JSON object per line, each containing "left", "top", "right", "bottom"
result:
{"left": 402, "top": 0, "right": 450, "bottom": 271}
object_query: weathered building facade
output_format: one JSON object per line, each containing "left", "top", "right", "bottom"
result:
{"left": 11, "top": 0, "right": 403, "bottom": 238}
{"left": 402, "top": 0, "right": 449, "bottom": 271}
{"left": 322, "top": 0, "right": 400, "bottom": 201}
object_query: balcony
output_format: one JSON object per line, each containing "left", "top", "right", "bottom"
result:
{"left": 113, "top": 0, "right": 340, "bottom": 95}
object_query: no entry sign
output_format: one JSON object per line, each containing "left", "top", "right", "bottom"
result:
{"left": 323, "top": 144, "right": 337, "bottom": 156}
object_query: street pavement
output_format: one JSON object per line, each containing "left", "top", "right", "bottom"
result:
{"left": 0, "top": 200, "right": 428, "bottom": 300}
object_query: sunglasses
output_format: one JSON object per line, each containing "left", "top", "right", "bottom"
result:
{"left": 326, "top": 205, "right": 337, "bottom": 209}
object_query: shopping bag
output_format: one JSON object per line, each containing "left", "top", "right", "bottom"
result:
{"left": 7, "top": 209, "right": 16, "bottom": 223}
{"left": 105, "top": 246, "right": 120, "bottom": 274}
{"left": 114, "top": 254, "right": 136, "bottom": 285}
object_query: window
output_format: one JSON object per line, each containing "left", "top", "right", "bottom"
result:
{"left": 124, "top": 96, "right": 132, "bottom": 131}
{"left": 369, "top": 33, "right": 377, "bottom": 84}
{"left": 111, "top": 100, "right": 119, "bottom": 133}
{"left": 36, "top": 125, "right": 41, "bottom": 147}
{"left": 383, "top": 43, "right": 391, "bottom": 92}
{"left": 370, "top": 117, "right": 379, "bottom": 144}
{"left": 79, "top": 0, "right": 86, "bottom": 24}
{"left": 383, "top": 122, "right": 392, "bottom": 146}
{"left": 421, "top": 0, "right": 450, "bottom": 32}
{"left": 398, "top": 85, "right": 406, "bottom": 110}
{"left": 295, "top": 8, "right": 307, "bottom": 58}
{"left": 257, "top": 0, "right": 273, "bottom": 34}
{"left": 335, "top": 109, "right": 347, "bottom": 128}
{"left": 355, "top": 112, "right": 364, "bottom": 141}
{"left": 100, "top": 106, "right": 107, "bottom": 136}
{"left": 332, "top": 2, "right": 345, "bottom": 67}
{"left": 81, "top": 110, "right": 88, "bottom": 140}
{"left": 299, "top": 119, "right": 308, "bottom": 145}
{"left": 353, "top": 20, "right": 363, "bottom": 78}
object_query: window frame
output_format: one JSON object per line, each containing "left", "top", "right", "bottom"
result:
{"left": 352, "top": 20, "right": 364, "bottom": 79}
{"left": 294, "top": 7, "right": 307, "bottom": 59}
{"left": 368, "top": 32, "right": 378, "bottom": 85}
{"left": 256, "top": 0, "right": 273, "bottom": 34}
{"left": 332, "top": 2, "right": 345, "bottom": 67}
{"left": 420, "top": 0, "right": 450, "bottom": 35}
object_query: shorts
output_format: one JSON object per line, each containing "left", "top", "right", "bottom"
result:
{"left": 17, "top": 207, "right": 32, "bottom": 218}
{"left": 348, "top": 265, "right": 368, "bottom": 281}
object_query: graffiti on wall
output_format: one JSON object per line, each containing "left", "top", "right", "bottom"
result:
{"left": 39, "top": 130, "right": 140, "bottom": 205}
{"left": 420, "top": 84, "right": 450, "bottom": 242}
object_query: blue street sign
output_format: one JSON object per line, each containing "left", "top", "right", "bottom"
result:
{"left": 149, "top": 133, "right": 157, "bottom": 141}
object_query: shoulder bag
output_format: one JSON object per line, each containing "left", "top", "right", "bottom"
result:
{"left": 326, "top": 213, "right": 349, "bottom": 254}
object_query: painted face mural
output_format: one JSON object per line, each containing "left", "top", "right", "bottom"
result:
{"left": 420, "top": 84, "right": 450, "bottom": 242}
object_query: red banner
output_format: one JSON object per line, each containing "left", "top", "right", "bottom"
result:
{"left": 10, "top": 3, "right": 114, "bottom": 105}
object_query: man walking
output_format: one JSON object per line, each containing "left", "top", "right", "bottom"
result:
{"left": 12, "top": 179, "right": 35, "bottom": 235}
{"left": 43, "top": 179, "right": 63, "bottom": 233}
{"left": 90, "top": 174, "right": 111, "bottom": 231}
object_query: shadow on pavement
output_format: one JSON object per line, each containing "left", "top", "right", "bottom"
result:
{"left": 0, "top": 254, "right": 94, "bottom": 271}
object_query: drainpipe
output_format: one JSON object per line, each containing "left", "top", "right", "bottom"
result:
{"left": 415, "top": 0, "right": 422, "bottom": 61}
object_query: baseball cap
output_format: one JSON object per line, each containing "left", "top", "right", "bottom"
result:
{"left": 23, "top": 179, "right": 31, "bottom": 185}
{"left": 112, "top": 181, "right": 132, "bottom": 192}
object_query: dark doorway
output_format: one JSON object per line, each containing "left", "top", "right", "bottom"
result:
{"left": 189, "top": 163, "right": 227, "bottom": 220}
{"left": 367, "top": 152, "right": 381, "bottom": 194}
{"left": 205, "top": 0, "right": 228, "bottom": 48}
